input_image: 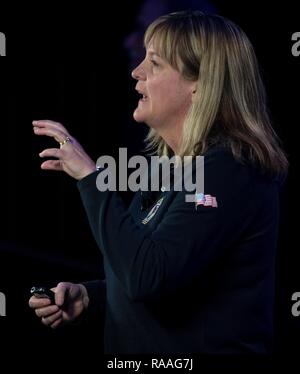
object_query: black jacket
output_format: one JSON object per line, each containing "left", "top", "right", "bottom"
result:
{"left": 78, "top": 145, "right": 281, "bottom": 354}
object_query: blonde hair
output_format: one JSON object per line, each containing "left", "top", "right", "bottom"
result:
{"left": 144, "top": 11, "right": 288, "bottom": 177}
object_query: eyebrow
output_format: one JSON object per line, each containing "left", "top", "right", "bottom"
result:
{"left": 148, "top": 50, "right": 160, "bottom": 57}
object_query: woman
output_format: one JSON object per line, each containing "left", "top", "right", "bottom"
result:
{"left": 29, "top": 11, "right": 288, "bottom": 353}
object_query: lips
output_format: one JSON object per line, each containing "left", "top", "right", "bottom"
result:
{"left": 136, "top": 87, "right": 148, "bottom": 102}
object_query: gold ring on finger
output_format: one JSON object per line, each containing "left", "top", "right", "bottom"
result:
{"left": 59, "top": 136, "right": 72, "bottom": 147}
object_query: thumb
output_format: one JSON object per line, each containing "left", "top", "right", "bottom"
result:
{"left": 53, "top": 282, "right": 71, "bottom": 307}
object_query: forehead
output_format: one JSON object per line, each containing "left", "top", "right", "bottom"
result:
{"left": 146, "top": 44, "right": 159, "bottom": 55}
{"left": 146, "top": 43, "right": 184, "bottom": 75}
{"left": 145, "top": 43, "right": 170, "bottom": 64}
{"left": 145, "top": 34, "right": 165, "bottom": 56}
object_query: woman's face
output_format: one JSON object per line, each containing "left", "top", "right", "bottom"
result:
{"left": 131, "top": 45, "right": 196, "bottom": 131}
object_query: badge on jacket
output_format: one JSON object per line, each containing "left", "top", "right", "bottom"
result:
{"left": 142, "top": 197, "right": 165, "bottom": 225}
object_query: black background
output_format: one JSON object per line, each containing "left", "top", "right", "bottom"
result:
{"left": 0, "top": 0, "right": 299, "bottom": 368}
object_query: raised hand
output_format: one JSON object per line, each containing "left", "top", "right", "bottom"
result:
{"left": 33, "top": 120, "right": 96, "bottom": 180}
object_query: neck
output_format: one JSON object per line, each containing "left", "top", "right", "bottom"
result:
{"left": 156, "top": 120, "right": 183, "bottom": 156}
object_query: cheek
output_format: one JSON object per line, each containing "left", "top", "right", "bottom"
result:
{"left": 148, "top": 78, "right": 192, "bottom": 114}
{"left": 158, "top": 87, "right": 190, "bottom": 110}
{"left": 172, "top": 84, "right": 193, "bottom": 109}
{"left": 149, "top": 83, "right": 169, "bottom": 105}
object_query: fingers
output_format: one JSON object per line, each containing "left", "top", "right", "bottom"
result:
{"left": 32, "top": 120, "right": 70, "bottom": 135}
{"left": 39, "top": 149, "right": 63, "bottom": 171}
{"left": 49, "top": 317, "right": 63, "bottom": 329}
{"left": 32, "top": 119, "right": 94, "bottom": 180}
{"left": 39, "top": 148, "right": 62, "bottom": 159}
{"left": 35, "top": 304, "right": 60, "bottom": 318}
{"left": 28, "top": 285, "right": 66, "bottom": 329}
{"left": 54, "top": 282, "right": 72, "bottom": 307}
{"left": 34, "top": 122, "right": 73, "bottom": 171}
{"left": 33, "top": 126, "right": 70, "bottom": 145}
{"left": 40, "top": 159, "right": 63, "bottom": 171}
{"left": 29, "top": 282, "right": 84, "bottom": 329}
{"left": 29, "top": 295, "right": 52, "bottom": 309}
{"left": 29, "top": 295, "right": 63, "bottom": 328}
{"left": 41, "top": 309, "right": 63, "bottom": 327}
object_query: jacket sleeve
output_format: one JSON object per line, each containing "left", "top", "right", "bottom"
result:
{"left": 77, "top": 149, "right": 259, "bottom": 301}
{"left": 82, "top": 279, "right": 106, "bottom": 317}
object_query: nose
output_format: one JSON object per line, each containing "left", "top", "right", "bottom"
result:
{"left": 131, "top": 61, "right": 145, "bottom": 81}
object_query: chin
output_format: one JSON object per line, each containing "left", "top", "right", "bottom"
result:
{"left": 133, "top": 110, "right": 146, "bottom": 123}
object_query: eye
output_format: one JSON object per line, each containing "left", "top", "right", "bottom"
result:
{"left": 150, "top": 59, "right": 159, "bottom": 67}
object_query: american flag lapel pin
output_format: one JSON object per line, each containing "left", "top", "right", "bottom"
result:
{"left": 195, "top": 192, "right": 218, "bottom": 209}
